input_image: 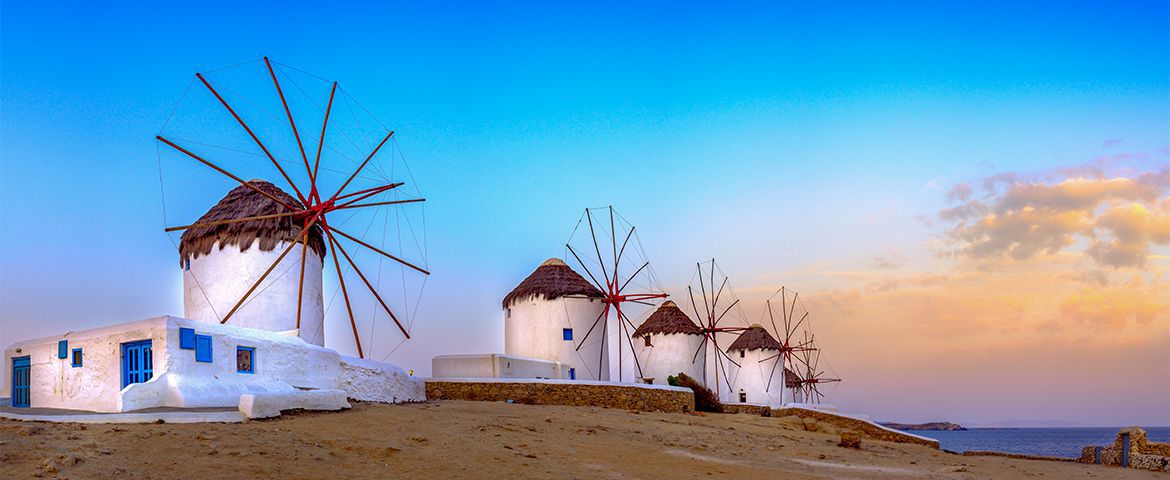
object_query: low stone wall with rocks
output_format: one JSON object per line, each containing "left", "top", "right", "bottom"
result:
{"left": 1078, "top": 427, "right": 1170, "bottom": 472}
{"left": 772, "top": 407, "right": 940, "bottom": 448}
{"left": 425, "top": 378, "right": 694, "bottom": 413}
{"left": 721, "top": 403, "right": 772, "bottom": 416}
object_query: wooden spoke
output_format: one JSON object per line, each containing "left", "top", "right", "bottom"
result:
{"left": 313, "top": 82, "right": 338, "bottom": 193}
{"left": 196, "top": 73, "right": 308, "bottom": 204}
{"left": 333, "top": 198, "right": 425, "bottom": 211}
{"left": 295, "top": 225, "right": 309, "bottom": 330}
{"left": 324, "top": 224, "right": 363, "bottom": 358}
{"left": 325, "top": 227, "right": 411, "bottom": 339}
{"left": 618, "top": 261, "right": 649, "bottom": 293}
{"left": 328, "top": 226, "right": 430, "bottom": 275}
{"left": 330, "top": 130, "right": 394, "bottom": 202}
{"left": 165, "top": 211, "right": 301, "bottom": 232}
{"left": 220, "top": 216, "right": 318, "bottom": 324}
{"left": 566, "top": 244, "right": 606, "bottom": 293}
{"left": 610, "top": 207, "right": 618, "bottom": 288}
{"left": 585, "top": 210, "right": 611, "bottom": 288}
{"left": 764, "top": 354, "right": 781, "bottom": 392}
{"left": 574, "top": 303, "right": 609, "bottom": 352}
{"left": 157, "top": 136, "right": 302, "bottom": 212}
{"left": 714, "top": 298, "right": 741, "bottom": 326}
{"left": 617, "top": 308, "right": 644, "bottom": 380}
{"left": 332, "top": 180, "right": 404, "bottom": 202}
{"left": 698, "top": 263, "right": 711, "bottom": 323}
{"left": 264, "top": 57, "right": 313, "bottom": 182}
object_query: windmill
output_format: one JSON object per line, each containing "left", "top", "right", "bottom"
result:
{"left": 792, "top": 332, "right": 841, "bottom": 404}
{"left": 684, "top": 259, "right": 751, "bottom": 401}
{"left": 156, "top": 57, "right": 428, "bottom": 360}
{"left": 755, "top": 286, "right": 817, "bottom": 404}
{"left": 563, "top": 206, "right": 667, "bottom": 382}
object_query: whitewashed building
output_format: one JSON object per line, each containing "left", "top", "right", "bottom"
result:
{"left": 3, "top": 180, "right": 423, "bottom": 414}
{"left": 630, "top": 301, "right": 705, "bottom": 385}
{"left": 726, "top": 324, "right": 793, "bottom": 407}
{"left": 502, "top": 258, "right": 608, "bottom": 381}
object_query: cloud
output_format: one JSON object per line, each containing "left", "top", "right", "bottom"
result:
{"left": 938, "top": 164, "right": 1170, "bottom": 269}
{"left": 1103, "top": 138, "right": 1122, "bottom": 148}
{"left": 872, "top": 252, "right": 908, "bottom": 270}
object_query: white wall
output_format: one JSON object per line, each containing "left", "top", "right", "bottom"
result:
{"left": 504, "top": 296, "right": 608, "bottom": 381}
{"left": 183, "top": 239, "right": 325, "bottom": 346}
{"left": 632, "top": 332, "right": 705, "bottom": 386}
{"left": 431, "top": 354, "right": 562, "bottom": 379}
{"left": 3, "top": 317, "right": 170, "bottom": 412}
{"left": 727, "top": 347, "right": 786, "bottom": 407}
{"left": 3, "top": 315, "right": 422, "bottom": 412}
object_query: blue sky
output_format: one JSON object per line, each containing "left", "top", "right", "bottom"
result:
{"left": 2, "top": 1, "right": 1168, "bottom": 425}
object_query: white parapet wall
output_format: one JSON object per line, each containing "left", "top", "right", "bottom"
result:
{"left": 4, "top": 315, "right": 423, "bottom": 414}
{"left": 432, "top": 353, "right": 563, "bottom": 380}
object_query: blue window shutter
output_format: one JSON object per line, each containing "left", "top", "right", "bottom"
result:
{"left": 562, "top": 328, "right": 573, "bottom": 341}
{"left": 72, "top": 348, "right": 83, "bottom": 367}
{"left": 194, "top": 335, "right": 213, "bottom": 363}
{"left": 58, "top": 340, "right": 68, "bottom": 359}
{"left": 179, "top": 328, "right": 196, "bottom": 350}
{"left": 569, "top": 368, "right": 576, "bottom": 380}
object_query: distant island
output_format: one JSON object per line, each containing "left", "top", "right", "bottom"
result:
{"left": 881, "top": 422, "right": 967, "bottom": 431}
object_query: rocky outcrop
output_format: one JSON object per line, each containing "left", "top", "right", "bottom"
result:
{"left": 880, "top": 421, "right": 966, "bottom": 431}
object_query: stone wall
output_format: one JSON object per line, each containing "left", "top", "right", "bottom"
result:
{"left": 1078, "top": 427, "right": 1170, "bottom": 472}
{"left": 425, "top": 379, "right": 694, "bottom": 413}
{"left": 772, "top": 407, "right": 939, "bottom": 448}
{"left": 721, "top": 403, "right": 772, "bottom": 416}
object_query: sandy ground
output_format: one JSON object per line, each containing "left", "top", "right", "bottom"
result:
{"left": 0, "top": 400, "right": 1160, "bottom": 479}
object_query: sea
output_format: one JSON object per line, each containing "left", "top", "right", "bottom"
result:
{"left": 913, "top": 427, "right": 1170, "bottom": 458}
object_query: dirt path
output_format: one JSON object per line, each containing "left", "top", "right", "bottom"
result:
{"left": 0, "top": 401, "right": 1159, "bottom": 479}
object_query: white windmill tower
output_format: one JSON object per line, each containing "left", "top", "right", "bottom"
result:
{"left": 631, "top": 300, "right": 705, "bottom": 385}
{"left": 180, "top": 180, "right": 326, "bottom": 346}
{"left": 503, "top": 258, "right": 608, "bottom": 380}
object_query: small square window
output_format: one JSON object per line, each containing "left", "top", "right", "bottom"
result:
{"left": 562, "top": 328, "right": 573, "bottom": 341}
{"left": 58, "top": 340, "right": 69, "bottom": 359}
{"left": 194, "top": 334, "right": 213, "bottom": 363}
{"left": 236, "top": 346, "right": 255, "bottom": 374}
{"left": 643, "top": 335, "right": 652, "bottom": 347}
{"left": 739, "top": 349, "right": 745, "bottom": 359}
{"left": 179, "top": 328, "right": 196, "bottom": 350}
{"left": 739, "top": 392, "right": 747, "bottom": 403}
{"left": 71, "top": 348, "right": 83, "bottom": 368}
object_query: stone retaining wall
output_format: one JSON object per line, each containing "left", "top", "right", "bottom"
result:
{"left": 772, "top": 407, "right": 939, "bottom": 448}
{"left": 425, "top": 379, "right": 694, "bottom": 413}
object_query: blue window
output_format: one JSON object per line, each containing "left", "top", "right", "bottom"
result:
{"left": 236, "top": 346, "right": 255, "bottom": 374}
{"left": 58, "top": 340, "right": 68, "bottom": 359}
{"left": 121, "top": 340, "right": 153, "bottom": 388}
{"left": 71, "top": 348, "right": 83, "bottom": 368}
{"left": 569, "top": 367, "right": 576, "bottom": 380}
{"left": 562, "top": 328, "right": 573, "bottom": 341}
{"left": 179, "top": 327, "right": 196, "bottom": 350}
{"left": 194, "top": 335, "right": 213, "bottom": 363}
{"left": 12, "top": 356, "right": 31, "bottom": 408}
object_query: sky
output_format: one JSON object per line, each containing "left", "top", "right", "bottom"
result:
{"left": 1, "top": 1, "right": 1168, "bottom": 426}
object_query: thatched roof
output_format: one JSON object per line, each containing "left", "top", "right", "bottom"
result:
{"left": 632, "top": 301, "right": 702, "bottom": 337}
{"left": 178, "top": 180, "right": 325, "bottom": 265}
{"left": 503, "top": 258, "right": 604, "bottom": 307}
{"left": 785, "top": 367, "right": 802, "bottom": 389}
{"left": 726, "top": 324, "right": 782, "bottom": 352}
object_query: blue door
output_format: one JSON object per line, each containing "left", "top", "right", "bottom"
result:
{"left": 121, "top": 340, "right": 153, "bottom": 388}
{"left": 11, "top": 356, "right": 30, "bottom": 408}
